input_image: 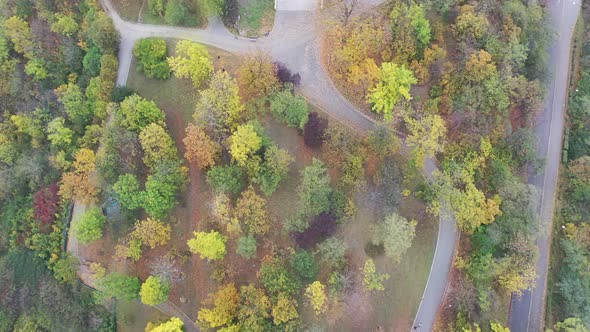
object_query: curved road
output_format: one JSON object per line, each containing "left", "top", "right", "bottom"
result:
{"left": 509, "top": 0, "right": 581, "bottom": 331}
{"left": 96, "top": 0, "right": 458, "bottom": 330}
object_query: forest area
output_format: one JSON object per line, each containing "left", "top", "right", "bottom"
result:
{"left": 0, "top": 0, "right": 587, "bottom": 331}
{"left": 548, "top": 0, "right": 590, "bottom": 329}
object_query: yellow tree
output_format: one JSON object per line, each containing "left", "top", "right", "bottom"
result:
{"left": 304, "top": 281, "right": 327, "bottom": 316}
{"left": 404, "top": 113, "right": 447, "bottom": 165}
{"left": 146, "top": 317, "right": 184, "bottom": 332}
{"left": 237, "top": 51, "right": 279, "bottom": 99}
{"left": 130, "top": 218, "right": 171, "bottom": 249}
{"left": 59, "top": 148, "right": 100, "bottom": 204}
{"left": 4, "top": 16, "right": 34, "bottom": 57}
{"left": 367, "top": 62, "right": 417, "bottom": 120}
{"left": 229, "top": 124, "right": 261, "bottom": 166}
{"left": 183, "top": 124, "right": 221, "bottom": 170}
{"left": 187, "top": 231, "right": 227, "bottom": 260}
{"left": 198, "top": 283, "right": 240, "bottom": 328}
{"left": 235, "top": 186, "right": 269, "bottom": 235}
{"left": 139, "top": 123, "right": 178, "bottom": 170}
{"left": 271, "top": 293, "right": 298, "bottom": 325}
{"left": 167, "top": 40, "right": 213, "bottom": 87}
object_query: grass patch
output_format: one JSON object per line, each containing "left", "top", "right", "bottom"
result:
{"left": 237, "top": 0, "right": 275, "bottom": 37}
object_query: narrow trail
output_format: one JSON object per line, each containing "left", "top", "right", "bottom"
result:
{"left": 76, "top": 1, "right": 461, "bottom": 330}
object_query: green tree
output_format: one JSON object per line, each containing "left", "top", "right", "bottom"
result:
{"left": 257, "top": 145, "right": 293, "bottom": 196}
{"left": 4, "top": 16, "right": 34, "bottom": 57}
{"left": 453, "top": 4, "right": 489, "bottom": 42}
{"left": 269, "top": 89, "right": 310, "bottom": 129}
{"left": 187, "top": 231, "right": 227, "bottom": 260}
{"left": 56, "top": 83, "right": 92, "bottom": 131}
{"left": 362, "top": 258, "right": 390, "bottom": 291}
{"left": 290, "top": 250, "right": 318, "bottom": 282}
{"left": 298, "top": 158, "right": 332, "bottom": 217}
{"left": 88, "top": 13, "right": 119, "bottom": 54}
{"left": 142, "top": 163, "right": 186, "bottom": 218}
{"left": 258, "top": 256, "right": 300, "bottom": 296}
{"left": 24, "top": 58, "right": 48, "bottom": 81}
{"left": 368, "top": 62, "right": 417, "bottom": 120}
{"left": 370, "top": 213, "right": 417, "bottom": 263}
{"left": 133, "top": 38, "right": 171, "bottom": 79}
{"left": 46, "top": 117, "right": 74, "bottom": 149}
{"left": 73, "top": 207, "right": 106, "bottom": 244}
{"left": 236, "top": 235, "right": 257, "bottom": 259}
{"left": 83, "top": 46, "right": 102, "bottom": 76}
{"left": 148, "top": 0, "right": 166, "bottom": 17}
{"left": 140, "top": 276, "right": 170, "bottom": 305}
{"left": 193, "top": 70, "right": 244, "bottom": 137}
{"left": 229, "top": 124, "right": 262, "bottom": 166}
{"left": 113, "top": 174, "right": 142, "bottom": 210}
{"left": 317, "top": 237, "right": 347, "bottom": 269}
{"left": 118, "top": 94, "right": 166, "bottom": 132}
{"left": 304, "top": 281, "right": 327, "bottom": 315}
{"left": 165, "top": 0, "right": 189, "bottom": 25}
{"left": 168, "top": 40, "right": 213, "bottom": 87}
{"left": 51, "top": 14, "right": 79, "bottom": 37}
{"left": 52, "top": 254, "right": 79, "bottom": 284}
{"left": 96, "top": 272, "right": 140, "bottom": 301}
{"left": 553, "top": 318, "right": 589, "bottom": 332}
{"left": 207, "top": 165, "right": 245, "bottom": 194}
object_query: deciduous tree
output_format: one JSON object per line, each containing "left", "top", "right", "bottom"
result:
{"left": 146, "top": 317, "right": 184, "bottom": 332}
{"left": 140, "top": 276, "right": 170, "bottom": 305}
{"left": 183, "top": 124, "right": 220, "bottom": 170}
{"left": 269, "top": 89, "right": 310, "bottom": 129}
{"left": 362, "top": 258, "right": 389, "bottom": 291}
{"left": 305, "top": 281, "right": 327, "bottom": 315}
{"left": 370, "top": 213, "right": 417, "bottom": 263}
{"left": 368, "top": 62, "right": 417, "bottom": 120}
{"left": 168, "top": 40, "right": 213, "bottom": 87}
{"left": 187, "top": 231, "right": 227, "bottom": 260}
{"left": 73, "top": 207, "right": 106, "bottom": 244}
{"left": 133, "top": 38, "right": 171, "bottom": 79}
{"left": 139, "top": 123, "right": 178, "bottom": 170}
{"left": 237, "top": 51, "right": 279, "bottom": 99}
{"left": 118, "top": 94, "right": 166, "bottom": 132}
{"left": 235, "top": 186, "right": 269, "bottom": 235}
{"left": 298, "top": 158, "right": 332, "bottom": 217}
{"left": 229, "top": 124, "right": 261, "bottom": 166}
{"left": 198, "top": 283, "right": 240, "bottom": 328}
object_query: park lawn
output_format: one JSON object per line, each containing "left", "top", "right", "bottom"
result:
{"left": 123, "top": 38, "right": 437, "bottom": 330}
{"left": 237, "top": 0, "right": 275, "bottom": 37}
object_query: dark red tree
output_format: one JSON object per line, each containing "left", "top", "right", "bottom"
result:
{"left": 293, "top": 213, "right": 337, "bottom": 249}
{"left": 275, "top": 62, "right": 301, "bottom": 87}
{"left": 33, "top": 183, "right": 60, "bottom": 224}
{"left": 303, "top": 112, "right": 327, "bottom": 148}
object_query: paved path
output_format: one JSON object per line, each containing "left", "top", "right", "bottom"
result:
{"left": 96, "top": 0, "right": 459, "bottom": 330}
{"left": 509, "top": 0, "right": 581, "bottom": 331}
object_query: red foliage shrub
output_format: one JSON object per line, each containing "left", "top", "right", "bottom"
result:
{"left": 33, "top": 183, "right": 60, "bottom": 224}
{"left": 293, "top": 213, "right": 337, "bottom": 249}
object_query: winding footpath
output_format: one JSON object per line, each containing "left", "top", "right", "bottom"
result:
{"left": 509, "top": 0, "right": 581, "bottom": 331}
{"left": 74, "top": 0, "right": 461, "bottom": 330}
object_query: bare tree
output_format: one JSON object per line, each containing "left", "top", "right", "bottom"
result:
{"left": 325, "top": 0, "right": 360, "bottom": 26}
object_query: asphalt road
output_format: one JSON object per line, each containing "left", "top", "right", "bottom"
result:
{"left": 97, "top": 0, "right": 459, "bottom": 330}
{"left": 509, "top": 0, "right": 581, "bottom": 331}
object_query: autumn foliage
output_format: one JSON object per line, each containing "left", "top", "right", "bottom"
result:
{"left": 33, "top": 184, "right": 60, "bottom": 224}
